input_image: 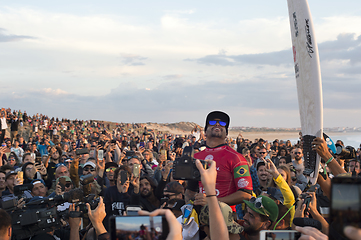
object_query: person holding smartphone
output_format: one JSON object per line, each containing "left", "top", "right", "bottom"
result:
{"left": 103, "top": 165, "right": 140, "bottom": 230}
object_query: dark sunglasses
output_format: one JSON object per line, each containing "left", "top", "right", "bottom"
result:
{"left": 291, "top": 177, "right": 297, "bottom": 181}
{"left": 259, "top": 152, "right": 267, "bottom": 154}
{"left": 83, "top": 168, "right": 95, "bottom": 172}
{"left": 64, "top": 183, "right": 72, "bottom": 188}
{"left": 208, "top": 120, "right": 226, "bottom": 127}
{"left": 295, "top": 152, "right": 302, "bottom": 155}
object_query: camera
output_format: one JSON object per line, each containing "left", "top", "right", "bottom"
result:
{"left": 173, "top": 146, "right": 208, "bottom": 181}
{"left": 329, "top": 176, "right": 361, "bottom": 240}
{"left": 335, "top": 144, "right": 356, "bottom": 160}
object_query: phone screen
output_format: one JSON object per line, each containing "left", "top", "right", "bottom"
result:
{"left": 260, "top": 230, "right": 301, "bottom": 240}
{"left": 110, "top": 216, "right": 167, "bottom": 240}
{"left": 98, "top": 150, "right": 104, "bottom": 160}
{"left": 133, "top": 164, "right": 140, "bottom": 178}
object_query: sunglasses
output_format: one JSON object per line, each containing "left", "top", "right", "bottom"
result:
{"left": 106, "top": 167, "right": 117, "bottom": 172}
{"left": 249, "top": 197, "right": 270, "bottom": 217}
{"left": 291, "top": 177, "right": 297, "bottom": 181}
{"left": 295, "top": 152, "right": 302, "bottom": 155}
{"left": 64, "top": 183, "right": 72, "bottom": 188}
{"left": 259, "top": 152, "right": 267, "bottom": 154}
{"left": 163, "top": 192, "right": 178, "bottom": 199}
{"left": 208, "top": 120, "right": 227, "bottom": 127}
{"left": 83, "top": 168, "right": 95, "bottom": 172}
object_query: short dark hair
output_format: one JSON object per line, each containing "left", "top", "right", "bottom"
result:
{"left": 0, "top": 209, "right": 11, "bottom": 236}
{"left": 256, "top": 161, "right": 266, "bottom": 171}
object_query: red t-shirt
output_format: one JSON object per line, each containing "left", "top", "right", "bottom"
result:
{"left": 194, "top": 145, "right": 253, "bottom": 198}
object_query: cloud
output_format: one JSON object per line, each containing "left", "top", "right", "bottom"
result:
{"left": 0, "top": 28, "right": 35, "bottom": 42}
{"left": 162, "top": 74, "right": 183, "bottom": 80}
{"left": 119, "top": 53, "right": 147, "bottom": 66}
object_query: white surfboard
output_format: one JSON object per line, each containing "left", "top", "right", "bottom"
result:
{"left": 286, "top": 0, "right": 323, "bottom": 185}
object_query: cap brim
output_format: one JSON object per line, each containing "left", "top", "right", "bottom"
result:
{"left": 244, "top": 200, "right": 269, "bottom": 218}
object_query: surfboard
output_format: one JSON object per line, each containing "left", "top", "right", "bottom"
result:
{"left": 286, "top": 0, "right": 323, "bottom": 185}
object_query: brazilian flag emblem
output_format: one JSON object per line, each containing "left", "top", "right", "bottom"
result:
{"left": 234, "top": 165, "right": 250, "bottom": 178}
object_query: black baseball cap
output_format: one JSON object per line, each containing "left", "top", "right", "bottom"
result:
{"left": 205, "top": 111, "right": 230, "bottom": 134}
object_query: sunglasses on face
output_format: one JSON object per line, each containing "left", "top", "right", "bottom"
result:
{"left": 291, "top": 177, "right": 297, "bottom": 181}
{"left": 208, "top": 120, "right": 227, "bottom": 127}
{"left": 259, "top": 152, "right": 267, "bottom": 154}
{"left": 106, "top": 167, "right": 117, "bottom": 172}
{"left": 295, "top": 152, "right": 302, "bottom": 155}
{"left": 83, "top": 168, "right": 95, "bottom": 172}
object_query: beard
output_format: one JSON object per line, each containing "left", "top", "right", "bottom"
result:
{"left": 243, "top": 219, "right": 262, "bottom": 235}
{"left": 141, "top": 189, "right": 152, "bottom": 198}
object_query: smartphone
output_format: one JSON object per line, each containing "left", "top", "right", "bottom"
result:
{"left": 35, "top": 157, "right": 42, "bottom": 165}
{"left": 259, "top": 230, "right": 301, "bottom": 240}
{"left": 17, "top": 171, "right": 23, "bottom": 180}
{"left": 98, "top": 150, "right": 104, "bottom": 160}
{"left": 126, "top": 150, "right": 135, "bottom": 157}
{"left": 161, "top": 150, "right": 167, "bottom": 158}
{"left": 76, "top": 148, "right": 89, "bottom": 155}
{"left": 110, "top": 215, "right": 169, "bottom": 240}
{"left": 330, "top": 176, "right": 361, "bottom": 240}
{"left": 139, "top": 142, "right": 145, "bottom": 148}
{"left": 59, "top": 177, "right": 67, "bottom": 191}
{"left": 126, "top": 206, "right": 142, "bottom": 216}
{"left": 120, "top": 171, "right": 128, "bottom": 185}
{"left": 89, "top": 150, "right": 95, "bottom": 158}
{"left": 30, "top": 153, "right": 36, "bottom": 160}
{"left": 133, "top": 163, "right": 140, "bottom": 178}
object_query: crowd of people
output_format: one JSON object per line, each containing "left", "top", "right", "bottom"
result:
{"left": 0, "top": 107, "right": 360, "bottom": 240}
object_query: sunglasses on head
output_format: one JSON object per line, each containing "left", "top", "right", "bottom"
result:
{"left": 208, "top": 120, "right": 227, "bottom": 127}
{"left": 249, "top": 197, "right": 270, "bottom": 217}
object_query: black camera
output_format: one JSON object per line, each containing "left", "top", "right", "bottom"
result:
{"left": 173, "top": 146, "right": 208, "bottom": 181}
{"left": 335, "top": 144, "right": 356, "bottom": 160}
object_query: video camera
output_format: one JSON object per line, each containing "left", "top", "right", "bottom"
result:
{"left": 335, "top": 144, "right": 356, "bottom": 160}
{"left": 9, "top": 174, "right": 100, "bottom": 240}
{"left": 1, "top": 184, "right": 33, "bottom": 210}
{"left": 173, "top": 146, "right": 208, "bottom": 181}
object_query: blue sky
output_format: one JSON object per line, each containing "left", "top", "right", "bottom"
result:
{"left": 1, "top": 0, "right": 361, "bottom": 128}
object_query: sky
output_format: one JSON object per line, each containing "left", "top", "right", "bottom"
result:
{"left": 1, "top": 0, "right": 361, "bottom": 128}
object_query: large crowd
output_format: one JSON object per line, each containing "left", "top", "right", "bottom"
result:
{"left": 0, "top": 107, "right": 360, "bottom": 240}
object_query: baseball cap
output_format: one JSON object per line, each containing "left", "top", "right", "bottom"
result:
{"left": 83, "top": 161, "right": 96, "bottom": 169}
{"left": 5, "top": 171, "right": 17, "bottom": 180}
{"left": 105, "top": 162, "right": 118, "bottom": 170}
{"left": 31, "top": 179, "right": 46, "bottom": 187}
{"left": 199, "top": 201, "right": 243, "bottom": 234}
{"left": 244, "top": 196, "right": 279, "bottom": 222}
{"left": 205, "top": 111, "right": 230, "bottom": 134}
{"left": 56, "top": 176, "right": 72, "bottom": 185}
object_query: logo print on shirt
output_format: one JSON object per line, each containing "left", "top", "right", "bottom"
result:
{"left": 205, "top": 155, "right": 213, "bottom": 160}
{"left": 237, "top": 178, "right": 249, "bottom": 188}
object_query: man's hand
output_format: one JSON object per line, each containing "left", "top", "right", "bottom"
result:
{"left": 36, "top": 163, "right": 47, "bottom": 175}
{"left": 55, "top": 182, "right": 64, "bottom": 196}
{"left": 193, "top": 193, "right": 207, "bottom": 206}
{"left": 96, "top": 159, "right": 105, "bottom": 178}
{"left": 195, "top": 159, "right": 216, "bottom": 196}
{"left": 68, "top": 204, "right": 82, "bottom": 229}
{"left": 162, "top": 161, "right": 173, "bottom": 181}
{"left": 344, "top": 226, "right": 361, "bottom": 240}
{"left": 131, "top": 174, "right": 140, "bottom": 194}
{"left": 169, "top": 152, "right": 176, "bottom": 161}
{"left": 86, "top": 197, "right": 107, "bottom": 236}
{"left": 295, "top": 226, "right": 327, "bottom": 240}
{"left": 311, "top": 137, "right": 332, "bottom": 161}
{"left": 265, "top": 158, "right": 280, "bottom": 179}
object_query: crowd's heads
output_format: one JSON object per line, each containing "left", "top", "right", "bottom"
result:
{"left": 205, "top": 111, "right": 230, "bottom": 136}
{"left": 199, "top": 202, "right": 243, "bottom": 235}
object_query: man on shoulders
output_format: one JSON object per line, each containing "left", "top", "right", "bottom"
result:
{"left": 185, "top": 111, "right": 253, "bottom": 206}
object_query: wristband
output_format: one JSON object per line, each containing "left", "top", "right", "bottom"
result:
{"left": 206, "top": 194, "right": 217, "bottom": 198}
{"left": 326, "top": 156, "right": 334, "bottom": 165}
{"left": 324, "top": 157, "right": 334, "bottom": 175}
